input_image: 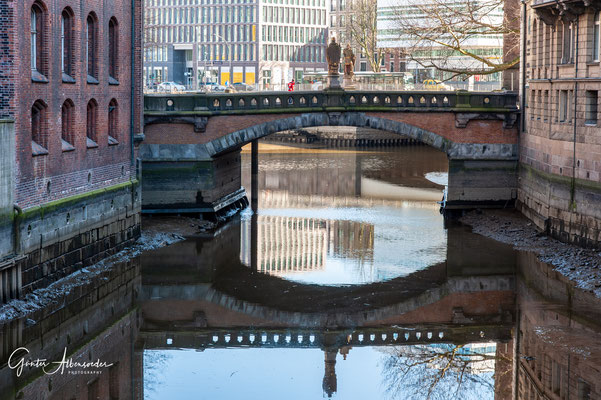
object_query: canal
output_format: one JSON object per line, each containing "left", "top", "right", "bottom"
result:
{"left": 1, "top": 144, "right": 600, "bottom": 399}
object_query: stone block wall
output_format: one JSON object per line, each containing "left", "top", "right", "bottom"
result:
{"left": 0, "top": 180, "right": 141, "bottom": 303}
{"left": 521, "top": 2, "right": 601, "bottom": 248}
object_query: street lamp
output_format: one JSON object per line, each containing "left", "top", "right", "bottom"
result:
{"left": 215, "top": 34, "right": 233, "bottom": 87}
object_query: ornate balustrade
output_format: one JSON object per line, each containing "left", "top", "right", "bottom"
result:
{"left": 144, "top": 90, "right": 519, "bottom": 116}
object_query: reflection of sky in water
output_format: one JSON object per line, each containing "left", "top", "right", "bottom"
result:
{"left": 144, "top": 345, "right": 494, "bottom": 400}
{"left": 241, "top": 205, "right": 447, "bottom": 286}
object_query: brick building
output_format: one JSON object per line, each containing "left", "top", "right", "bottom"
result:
{"left": 521, "top": 0, "right": 601, "bottom": 247}
{"left": 0, "top": 0, "right": 143, "bottom": 303}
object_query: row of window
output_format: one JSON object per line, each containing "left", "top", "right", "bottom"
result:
{"left": 261, "top": 44, "right": 324, "bottom": 63}
{"left": 148, "top": 0, "right": 324, "bottom": 6}
{"left": 30, "top": 1, "right": 120, "bottom": 83}
{"left": 262, "top": 7, "right": 325, "bottom": 25}
{"left": 147, "top": 5, "right": 256, "bottom": 25}
{"left": 530, "top": 11, "right": 601, "bottom": 68}
{"left": 148, "top": 0, "right": 256, "bottom": 5}
{"left": 31, "top": 99, "right": 121, "bottom": 156}
{"left": 262, "top": 26, "right": 326, "bottom": 44}
{"left": 330, "top": 0, "right": 346, "bottom": 11}
{"left": 198, "top": 43, "right": 257, "bottom": 61}
{"left": 146, "top": 23, "right": 257, "bottom": 45}
{"left": 529, "top": 89, "right": 598, "bottom": 125}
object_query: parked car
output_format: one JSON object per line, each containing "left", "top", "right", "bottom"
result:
{"left": 422, "top": 79, "right": 452, "bottom": 91}
{"left": 232, "top": 82, "right": 255, "bottom": 92}
{"left": 157, "top": 81, "right": 186, "bottom": 92}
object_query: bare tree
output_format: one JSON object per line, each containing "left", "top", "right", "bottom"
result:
{"left": 390, "top": 0, "right": 520, "bottom": 80}
{"left": 345, "top": 0, "right": 385, "bottom": 73}
{"left": 380, "top": 344, "right": 510, "bottom": 399}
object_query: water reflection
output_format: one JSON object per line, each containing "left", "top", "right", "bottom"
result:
{"left": 2, "top": 147, "right": 601, "bottom": 399}
{"left": 241, "top": 146, "right": 449, "bottom": 285}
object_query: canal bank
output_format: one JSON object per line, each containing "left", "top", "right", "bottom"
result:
{"left": 461, "top": 209, "right": 601, "bottom": 297}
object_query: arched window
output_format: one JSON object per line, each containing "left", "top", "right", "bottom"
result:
{"left": 61, "top": 8, "right": 74, "bottom": 78}
{"left": 86, "top": 13, "right": 98, "bottom": 81}
{"left": 594, "top": 11, "right": 600, "bottom": 62}
{"left": 30, "top": 2, "right": 48, "bottom": 78}
{"left": 108, "top": 99, "right": 119, "bottom": 145}
{"left": 31, "top": 100, "right": 48, "bottom": 155}
{"left": 86, "top": 99, "right": 98, "bottom": 147}
{"left": 61, "top": 100, "right": 75, "bottom": 151}
{"left": 109, "top": 18, "right": 119, "bottom": 81}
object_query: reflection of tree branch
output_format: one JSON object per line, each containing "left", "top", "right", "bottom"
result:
{"left": 381, "top": 344, "right": 506, "bottom": 400}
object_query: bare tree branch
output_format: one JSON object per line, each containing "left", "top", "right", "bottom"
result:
{"left": 386, "top": 0, "right": 520, "bottom": 78}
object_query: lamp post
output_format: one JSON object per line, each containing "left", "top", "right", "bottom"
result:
{"left": 216, "top": 34, "right": 233, "bottom": 87}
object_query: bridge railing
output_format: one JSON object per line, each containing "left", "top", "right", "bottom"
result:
{"left": 144, "top": 90, "right": 519, "bottom": 114}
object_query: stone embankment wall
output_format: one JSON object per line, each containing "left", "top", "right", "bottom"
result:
{"left": 0, "top": 180, "right": 141, "bottom": 303}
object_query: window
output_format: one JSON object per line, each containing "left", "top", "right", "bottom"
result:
{"left": 108, "top": 99, "right": 119, "bottom": 145}
{"left": 61, "top": 100, "right": 75, "bottom": 151}
{"left": 31, "top": 2, "right": 48, "bottom": 78}
{"left": 543, "top": 90, "right": 548, "bottom": 122}
{"left": 585, "top": 90, "right": 598, "bottom": 125}
{"left": 594, "top": 12, "right": 600, "bottom": 62}
{"left": 31, "top": 100, "right": 48, "bottom": 155}
{"left": 561, "top": 22, "right": 574, "bottom": 64}
{"left": 86, "top": 99, "right": 98, "bottom": 147}
{"left": 109, "top": 18, "right": 119, "bottom": 81}
{"left": 87, "top": 13, "right": 99, "bottom": 80}
{"left": 61, "top": 8, "right": 74, "bottom": 78}
{"left": 360, "top": 61, "right": 366, "bottom": 71}
{"left": 559, "top": 90, "right": 569, "bottom": 122}
{"left": 390, "top": 62, "right": 394, "bottom": 72}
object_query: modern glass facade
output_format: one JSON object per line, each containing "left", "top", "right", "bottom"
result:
{"left": 144, "top": 0, "right": 328, "bottom": 89}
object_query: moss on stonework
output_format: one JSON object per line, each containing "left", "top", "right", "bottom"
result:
{"left": 19, "top": 180, "right": 138, "bottom": 222}
{"left": 521, "top": 163, "right": 601, "bottom": 193}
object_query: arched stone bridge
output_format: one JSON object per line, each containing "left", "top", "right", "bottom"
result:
{"left": 140, "top": 90, "right": 520, "bottom": 214}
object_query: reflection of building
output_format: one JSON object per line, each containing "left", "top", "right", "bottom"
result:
{"left": 257, "top": 215, "right": 329, "bottom": 274}
{"left": 143, "top": 0, "right": 327, "bottom": 89}
{"left": 241, "top": 215, "right": 375, "bottom": 276}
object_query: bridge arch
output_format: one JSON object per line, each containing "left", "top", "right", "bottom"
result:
{"left": 190, "top": 111, "right": 515, "bottom": 160}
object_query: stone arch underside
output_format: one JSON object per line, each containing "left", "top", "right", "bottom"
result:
{"left": 200, "top": 112, "right": 517, "bottom": 161}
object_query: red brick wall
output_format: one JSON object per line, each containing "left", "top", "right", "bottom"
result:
{"left": 9, "top": 0, "right": 142, "bottom": 209}
{"left": 0, "top": 0, "right": 16, "bottom": 119}
{"left": 143, "top": 112, "right": 518, "bottom": 146}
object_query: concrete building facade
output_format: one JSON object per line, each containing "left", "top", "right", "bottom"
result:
{"left": 0, "top": 0, "right": 143, "bottom": 303}
{"left": 143, "top": 0, "right": 328, "bottom": 90}
{"left": 521, "top": 0, "right": 601, "bottom": 247}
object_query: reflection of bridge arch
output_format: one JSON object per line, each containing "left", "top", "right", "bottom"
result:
{"left": 140, "top": 270, "right": 515, "bottom": 329}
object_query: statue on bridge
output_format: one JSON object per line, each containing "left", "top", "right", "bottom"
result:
{"left": 343, "top": 44, "right": 355, "bottom": 79}
{"left": 343, "top": 44, "right": 356, "bottom": 89}
{"left": 326, "top": 37, "right": 342, "bottom": 89}
{"left": 326, "top": 37, "right": 341, "bottom": 76}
